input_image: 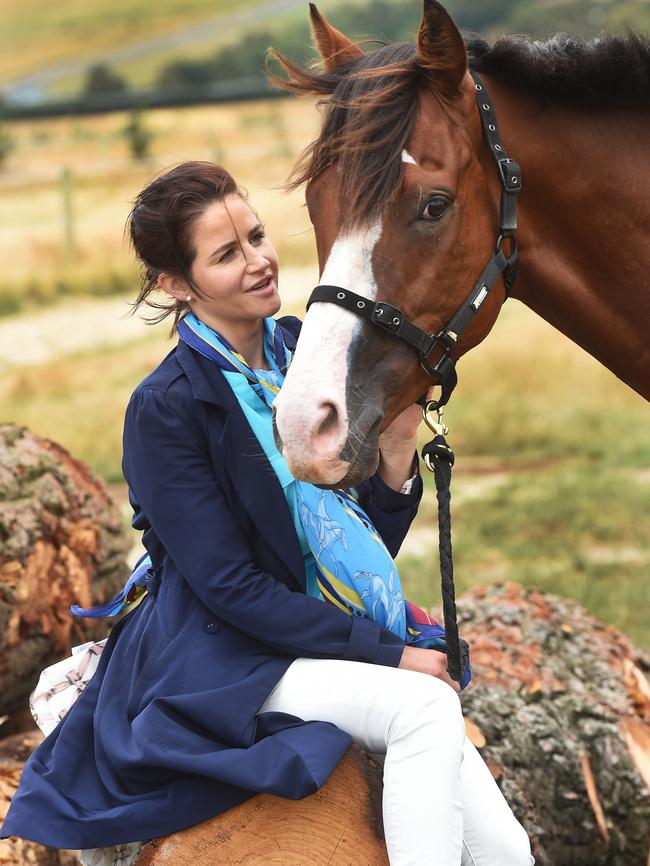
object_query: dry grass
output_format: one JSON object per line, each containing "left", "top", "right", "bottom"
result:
{"left": 0, "top": 98, "right": 319, "bottom": 302}
{"left": 447, "top": 300, "right": 649, "bottom": 465}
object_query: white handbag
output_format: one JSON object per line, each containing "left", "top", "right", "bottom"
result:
{"left": 29, "top": 640, "right": 148, "bottom": 865}
{"left": 29, "top": 638, "right": 107, "bottom": 737}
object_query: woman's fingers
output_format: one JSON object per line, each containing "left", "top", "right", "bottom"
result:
{"left": 398, "top": 646, "right": 461, "bottom": 692}
{"left": 438, "top": 668, "right": 462, "bottom": 693}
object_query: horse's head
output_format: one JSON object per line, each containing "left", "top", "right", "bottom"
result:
{"left": 272, "top": 1, "right": 507, "bottom": 486}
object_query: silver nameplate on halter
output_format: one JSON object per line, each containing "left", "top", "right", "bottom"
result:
{"left": 471, "top": 286, "right": 488, "bottom": 310}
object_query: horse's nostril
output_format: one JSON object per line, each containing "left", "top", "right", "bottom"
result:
{"left": 316, "top": 402, "right": 340, "bottom": 438}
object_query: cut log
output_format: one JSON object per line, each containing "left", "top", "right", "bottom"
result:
{"left": 454, "top": 582, "right": 650, "bottom": 866}
{"left": 134, "top": 744, "right": 388, "bottom": 866}
{"left": 0, "top": 730, "right": 79, "bottom": 865}
{"left": 0, "top": 424, "right": 131, "bottom": 718}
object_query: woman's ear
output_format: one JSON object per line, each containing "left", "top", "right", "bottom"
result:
{"left": 157, "top": 273, "right": 192, "bottom": 303}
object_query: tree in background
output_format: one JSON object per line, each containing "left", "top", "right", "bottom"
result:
{"left": 154, "top": 0, "right": 650, "bottom": 92}
{"left": 0, "top": 123, "right": 14, "bottom": 171}
{"left": 122, "top": 109, "right": 153, "bottom": 163}
{"left": 0, "top": 96, "right": 15, "bottom": 171}
{"left": 154, "top": 0, "right": 510, "bottom": 91}
{"left": 83, "top": 63, "right": 128, "bottom": 97}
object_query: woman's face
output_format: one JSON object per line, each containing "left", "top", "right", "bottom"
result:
{"left": 187, "top": 194, "right": 281, "bottom": 324}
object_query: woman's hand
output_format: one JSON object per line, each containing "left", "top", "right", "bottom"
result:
{"left": 377, "top": 398, "right": 427, "bottom": 491}
{"left": 379, "top": 385, "right": 438, "bottom": 454}
{"left": 398, "top": 645, "right": 461, "bottom": 693}
{"left": 378, "top": 402, "right": 422, "bottom": 452}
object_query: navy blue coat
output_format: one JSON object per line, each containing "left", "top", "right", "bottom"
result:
{"left": 1, "top": 316, "right": 422, "bottom": 849}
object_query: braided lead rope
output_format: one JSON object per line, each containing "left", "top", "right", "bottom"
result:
{"left": 422, "top": 434, "right": 463, "bottom": 682}
{"left": 420, "top": 402, "right": 471, "bottom": 686}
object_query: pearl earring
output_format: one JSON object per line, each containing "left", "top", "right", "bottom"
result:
{"left": 185, "top": 295, "right": 192, "bottom": 302}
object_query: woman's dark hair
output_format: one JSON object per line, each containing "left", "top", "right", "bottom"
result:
{"left": 127, "top": 161, "right": 240, "bottom": 334}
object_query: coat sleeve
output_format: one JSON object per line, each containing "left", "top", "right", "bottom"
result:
{"left": 122, "top": 387, "right": 405, "bottom": 667}
{"left": 354, "top": 455, "right": 423, "bottom": 559}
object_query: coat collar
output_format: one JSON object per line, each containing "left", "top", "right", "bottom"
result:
{"left": 175, "top": 340, "right": 236, "bottom": 410}
{"left": 175, "top": 323, "right": 306, "bottom": 589}
{"left": 174, "top": 318, "right": 299, "bottom": 410}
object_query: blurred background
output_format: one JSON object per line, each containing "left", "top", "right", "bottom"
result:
{"left": 0, "top": 0, "right": 648, "bottom": 647}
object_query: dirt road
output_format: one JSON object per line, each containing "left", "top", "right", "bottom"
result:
{"left": 0, "top": 264, "right": 316, "bottom": 370}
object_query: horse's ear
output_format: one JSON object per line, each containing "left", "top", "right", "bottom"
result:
{"left": 309, "top": 3, "right": 363, "bottom": 70}
{"left": 416, "top": 0, "right": 467, "bottom": 99}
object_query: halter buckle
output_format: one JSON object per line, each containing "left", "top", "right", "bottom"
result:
{"left": 433, "top": 330, "right": 458, "bottom": 353}
{"left": 371, "top": 302, "right": 404, "bottom": 333}
{"left": 498, "top": 157, "right": 521, "bottom": 192}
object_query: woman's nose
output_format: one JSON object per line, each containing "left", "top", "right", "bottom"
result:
{"left": 244, "top": 244, "right": 269, "bottom": 272}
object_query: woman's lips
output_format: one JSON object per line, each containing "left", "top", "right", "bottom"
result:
{"left": 246, "top": 276, "right": 276, "bottom": 294}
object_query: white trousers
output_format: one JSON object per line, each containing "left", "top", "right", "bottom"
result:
{"left": 259, "top": 658, "right": 535, "bottom": 866}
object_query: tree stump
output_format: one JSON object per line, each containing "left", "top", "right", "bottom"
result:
{"left": 454, "top": 582, "right": 650, "bottom": 866}
{"left": 0, "top": 424, "right": 131, "bottom": 719}
{"left": 0, "top": 730, "right": 79, "bottom": 865}
{"left": 134, "top": 745, "right": 388, "bottom": 866}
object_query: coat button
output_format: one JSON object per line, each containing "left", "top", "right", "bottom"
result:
{"left": 202, "top": 618, "right": 218, "bottom": 634}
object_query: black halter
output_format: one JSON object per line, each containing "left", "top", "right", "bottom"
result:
{"left": 306, "top": 70, "right": 521, "bottom": 410}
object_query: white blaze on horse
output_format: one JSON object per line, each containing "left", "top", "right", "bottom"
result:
{"left": 274, "top": 217, "right": 385, "bottom": 484}
{"left": 271, "top": 1, "right": 650, "bottom": 487}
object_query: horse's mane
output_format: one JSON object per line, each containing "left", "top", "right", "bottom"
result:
{"left": 268, "top": 31, "right": 650, "bottom": 226}
{"left": 467, "top": 32, "right": 650, "bottom": 108}
{"left": 268, "top": 41, "right": 421, "bottom": 228}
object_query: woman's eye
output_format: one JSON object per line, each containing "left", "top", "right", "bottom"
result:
{"left": 219, "top": 249, "right": 234, "bottom": 263}
{"left": 420, "top": 196, "right": 449, "bottom": 221}
{"left": 252, "top": 232, "right": 265, "bottom": 244}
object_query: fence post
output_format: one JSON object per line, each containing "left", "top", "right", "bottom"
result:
{"left": 61, "top": 166, "right": 76, "bottom": 267}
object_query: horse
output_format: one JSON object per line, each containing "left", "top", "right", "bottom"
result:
{"left": 269, "top": 0, "right": 650, "bottom": 487}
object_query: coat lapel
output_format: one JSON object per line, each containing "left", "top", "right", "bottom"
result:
{"left": 175, "top": 335, "right": 306, "bottom": 590}
{"left": 220, "top": 411, "right": 305, "bottom": 588}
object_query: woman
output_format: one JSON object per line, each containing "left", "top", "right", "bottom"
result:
{"left": 1, "top": 162, "right": 533, "bottom": 866}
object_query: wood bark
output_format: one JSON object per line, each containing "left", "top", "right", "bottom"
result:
{"left": 0, "top": 423, "right": 131, "bottom": 718}
{"left": 454, "top": 582, "right": 650, "bottom": 866}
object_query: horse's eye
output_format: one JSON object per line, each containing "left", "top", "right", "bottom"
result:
{"left": 420, "top": 196, "right": 449, "bottom": 221}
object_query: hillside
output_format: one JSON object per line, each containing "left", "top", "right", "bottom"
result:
{"left": 3, "top": 0, "right": 648, "bottom": 104}
{"left": 0, "top": 0, "right": 255, "bottom": 83}
{"left": 0, "top": 0, "right": 316, "bottom": 102}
